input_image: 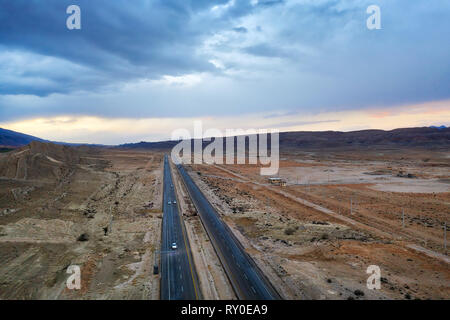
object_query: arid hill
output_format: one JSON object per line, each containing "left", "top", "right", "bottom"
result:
{"left": 118, "top": 126, "right": 450, "bottom": 150}
{"left": 279, "top": 127, "right": 450, "bottom": 149}
{"left": 0, "top": 141, "right": 81, "bottom": 180}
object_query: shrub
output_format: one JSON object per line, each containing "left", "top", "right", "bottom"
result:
{"left": 284, "top": 228, "right": 295, "bottom": 236}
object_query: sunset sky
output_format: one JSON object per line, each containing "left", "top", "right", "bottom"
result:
{"left": 0, "top": 0, "right": 449, "bottom": 144}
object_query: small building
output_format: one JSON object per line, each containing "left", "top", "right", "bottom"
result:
{"left": 268, "top": 177, "right": 286, "bottom": 186}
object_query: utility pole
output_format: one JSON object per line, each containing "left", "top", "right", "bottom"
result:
{"left": 444, "top": 222, "right": 447, "bottom": 253}
{"left": 402, "top": 208, "right": 405, "bottom": 228}
{"left": 153, "top": 249, "right": 159, "bottom": 274}
{"left": 108, "top": 205, "right": 113, "bottom": 234}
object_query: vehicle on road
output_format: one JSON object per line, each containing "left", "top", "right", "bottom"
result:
{"left": 168, "top": 201, "right": 171, "bottom": 205}
{"left": 173, "top": 200, "right": 176, "bottom": 204}
{"left": 171, "top": 242, "right": 177, "bottom": 250}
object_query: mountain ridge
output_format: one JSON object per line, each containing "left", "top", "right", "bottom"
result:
{"left": 118, "top": 126, "right": 450, "bottom": 150}
{"left": 0, "top": 128, "right": 47, "bottom": 147}
{"left": 2, "top": 126, "right": 449, "bottom": 150}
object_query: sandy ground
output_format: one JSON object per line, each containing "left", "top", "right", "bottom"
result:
{"left": 187, "top": 148, "right": 450, "bottom": 300}
{"left": 0, "top": 148, "right": 164, "bottom": 299}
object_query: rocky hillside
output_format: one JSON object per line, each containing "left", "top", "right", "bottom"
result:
{"left": 0, "top": 141, "right": 81, "bottom": 180}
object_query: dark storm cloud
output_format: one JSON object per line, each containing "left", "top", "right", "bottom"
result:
{"left": 232, "top": 26, "right": 248, "bottom": 33}
{"left": 0, "top": 0, "right": 236, "bottom": 96}
{"left": 262, "top": 119, "right": 340, "bottom": 128}
{"left": 244, "top": 43, "right": 290, "bottom": 58}
{"left": 0, "top": 0, "right": 449, "bottom": 123}
{"left": 256, "top": 0, "right": 285, "bottom": 7}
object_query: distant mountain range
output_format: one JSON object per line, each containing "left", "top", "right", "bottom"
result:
{"left": 1, "top": 126, "right": 449, "bottom": 150}
{"left": 429, "top": 125, "right": 447, "bottom": 130}
{"left": 278, "top": 126, "right": 450, "bottom": 149}
{"left": 0, "top": 128, "right": 47, "bottom": 147}
{"left": 0, "top": 128, "right": 104, "bottom": 148}
{"left": 119, "top": 126, "right": 450, "bottom": 150}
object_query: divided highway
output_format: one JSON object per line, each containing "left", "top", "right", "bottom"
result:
{"left": 176, "top": 164, "right": 281, "bottom": 300}
{"left": 160, "top": 156, "right": 199, "bottom": 300}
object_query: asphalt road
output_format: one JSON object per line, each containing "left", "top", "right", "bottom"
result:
{"left": 176, "top": 164, "right": 280, "bottom": 300}
{"left": 160, "top": 155, "right": 199, "bottom": 300}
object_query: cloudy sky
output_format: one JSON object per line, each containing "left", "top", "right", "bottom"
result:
{"left": 0, "top": 0, "right": 449, "bottom": 144}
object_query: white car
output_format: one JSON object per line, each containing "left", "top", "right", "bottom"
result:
{"left": 173, "top": 200, "right": 177, "bottom": 204}
{"left": 171, "top": 242, "right": 177, "bottom": 250}
{"left": 168, "top": 201, "right": 171, "bottom": 205}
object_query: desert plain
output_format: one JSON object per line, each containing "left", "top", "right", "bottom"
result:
{"left": 0, "top": 140, "right": 449, "bottom": 300}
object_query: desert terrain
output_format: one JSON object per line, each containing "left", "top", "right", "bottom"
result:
{"left": 0, "top": 142, "right": 164, "bottom": 299}
{"left": 186, "top": 147, "right": 449, "bottom": 300}
{"left": 0, "top": 135, "right": 448, "bottom": 300}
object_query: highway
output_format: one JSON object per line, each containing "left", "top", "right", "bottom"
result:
{"left": 176, "top": 164, "right": 281, "bottom": 300}
{"left": 160, "top": 155, "right": 199, "bottom": 300}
